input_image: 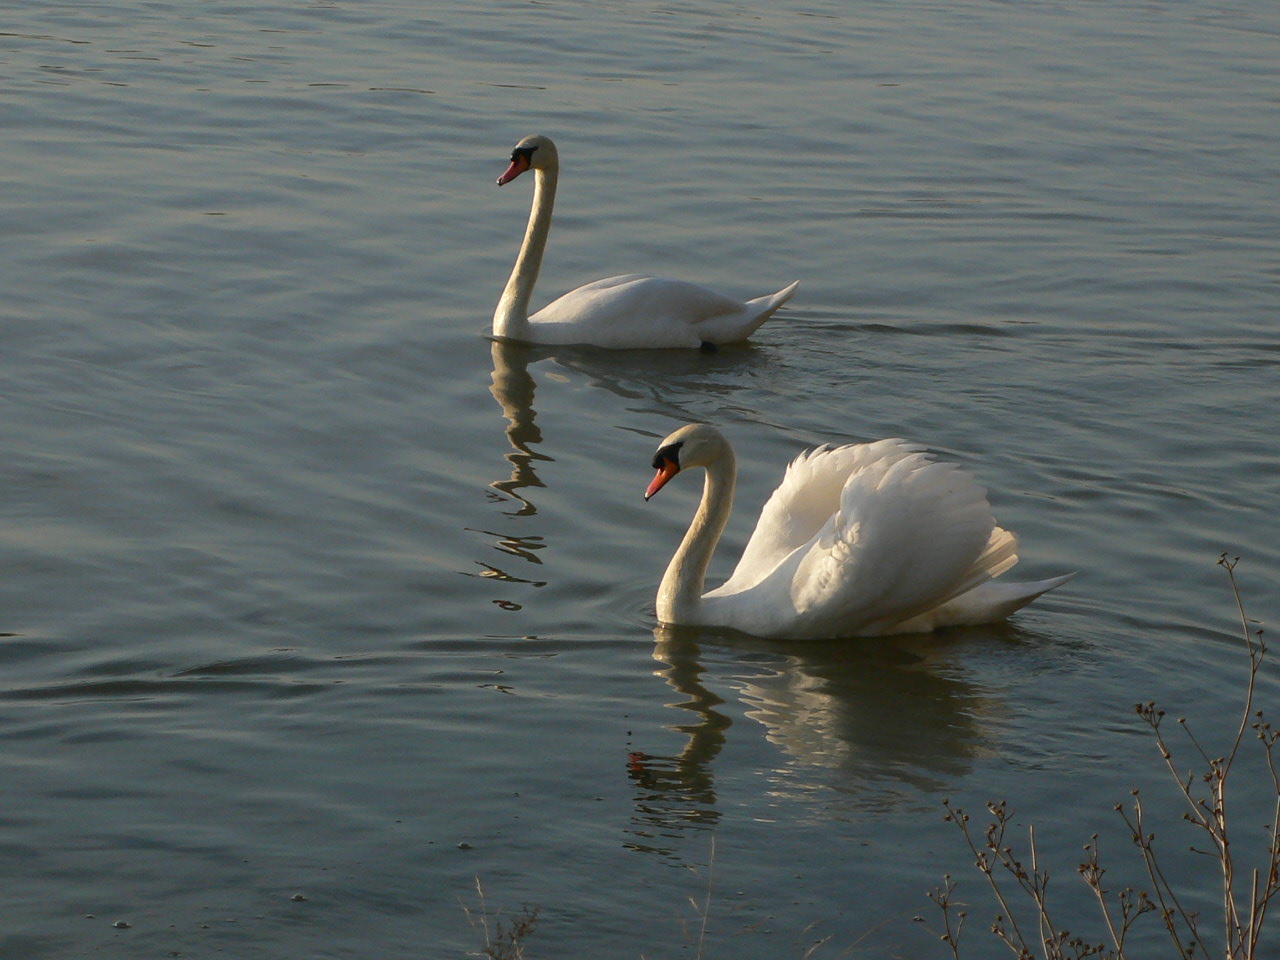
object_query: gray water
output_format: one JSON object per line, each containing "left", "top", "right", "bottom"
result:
{"left": 2, "top": 1, "right": 1278, "bottom": 957}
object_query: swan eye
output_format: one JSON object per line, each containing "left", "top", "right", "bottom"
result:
{"left": 651, "top": 441, "right": 683, "bottom": 471}
{"left": 510, "top": 145, "right": 536, "bottom": 163}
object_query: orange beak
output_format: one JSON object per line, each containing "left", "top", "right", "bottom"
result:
{"left": 645, "top": 458, "right": 680, "bottom": 500}
{"left": 497, "top": 155, "right": 530, "bottom": 185}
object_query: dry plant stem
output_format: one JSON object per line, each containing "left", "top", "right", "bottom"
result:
{"left": 1030, "top": 825, "right": 1057, "bottom": 953}
{"left": 1125, "top": 556, "right": 1278, "bottom": 960}
{"left": 694, "top": 835, "right": 716, "bottom": 960}
{"left": 1223, "top": 554, "right": 1277, "bottom": 954}
{"left": 928, "top": 874, "right": 966, "bottom": 960}
{"left": 798, "top": 917, "right": 897, "bottom": 960}
{"left": 471, "top": 877, "right": 493, "bottom": 957}
{"left": 943, "top": 799, "right": 1038, "bottom": 957}
{"left": 1129, "top": 555, "right": 1277, "bottom": 959}
{"left": 1078, "top": 839, "right": 1118, "bottom": 950}
{"left": 462, "top": 878, "right": 540, "bottom": 960}
{"left": 798, "top": 920, "right": 836, "bottom": 960}
{"left": 1223, "top": 556, "right": 1280, "bottom": 958}
{"left": 939, "top": 556, "right": 1279, "bottom": 960}
{"left": 1083, "top": 835, "right": 1157, "bottom": 955}
{"left": 1116, "top": 793, "right": 1204, "bottom": 958}
{"left": 833, "top": 914, "right": 902, "bottom": 958}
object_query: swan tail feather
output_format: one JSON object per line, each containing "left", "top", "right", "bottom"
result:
{"left": 892, "top": 572, "right": 1076, "bottom": 633}
{"left": 699, "top": 280, "right": 800, "bottom": 343}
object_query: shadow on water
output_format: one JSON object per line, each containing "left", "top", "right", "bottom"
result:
{"left": 624, "top": 621, "right": 1041, "bottom": 856}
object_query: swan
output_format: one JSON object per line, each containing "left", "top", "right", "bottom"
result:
{"left": 644, "top": 423, "right": 1073, "bottom": 639}
{"left": 495, "top": 135, "right": 799, "bottom": 349}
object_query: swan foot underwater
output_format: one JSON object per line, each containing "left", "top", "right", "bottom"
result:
{"left": 495, "top": 135, "right": 799, "bottom": 349}
{"left": 644, "top": 423, "right": 1073, "bottom": 640}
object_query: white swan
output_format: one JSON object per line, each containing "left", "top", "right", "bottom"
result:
{"left": 495, "top": 135, "right": 799, "bottom": 349}
{"left": 644, "top": 423, "right": 1073, "bottom": 639}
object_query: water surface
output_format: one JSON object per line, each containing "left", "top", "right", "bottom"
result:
{"left": 1, "top": 1, "right": 1278, "bottom": 957}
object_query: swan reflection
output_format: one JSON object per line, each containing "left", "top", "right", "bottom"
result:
{"left": 624, "top": 628, "right": 730, "bottom": 856}
{"left": 728, "top": 636, "right": 995, "bottom": 805}
{"left": 488, "top": 340, "right": 554, "bottom": 516}
{"left": 469, "top": 340, "right": 557, "bottom": 610}
{"left": 627, "top": 625, "right": 1017, "bottom": 852}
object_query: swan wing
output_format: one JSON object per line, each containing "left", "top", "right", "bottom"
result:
{"left": 529, "top": 276, "right": 797, "bottom": 348}
{"left": 786, "top": 451, "right": 1005, "bottom": 636}
{"left": 718, "top": 439, "right": 927, "bottom": 592}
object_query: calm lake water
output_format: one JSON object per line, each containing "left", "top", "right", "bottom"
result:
{"left": 2, "top": 1, "right": 1278, "bottom": 957}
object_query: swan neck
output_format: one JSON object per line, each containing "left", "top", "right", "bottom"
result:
{"left": 494, "top": 162, "right": 557, "bottom": 339}
{"left": 657, "top": 449, "right": 736, "bottom": 624}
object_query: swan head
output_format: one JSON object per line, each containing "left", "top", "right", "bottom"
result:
{"left": 645, "top": 423, "right": 728, "bottom": 500}
{"left": 497, "top": 134, "right": 559, "bottom": 185}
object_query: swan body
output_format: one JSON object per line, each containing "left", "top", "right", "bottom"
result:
{"left": 495, "top": 135, "right": 799, "bottom": 349}
{"left": 645, "top": 423, "right": 1073, "bottom": 639}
